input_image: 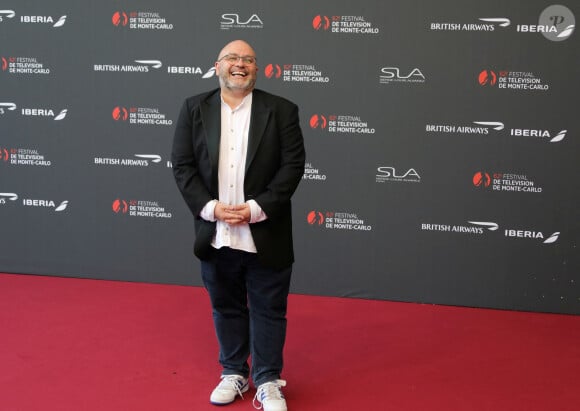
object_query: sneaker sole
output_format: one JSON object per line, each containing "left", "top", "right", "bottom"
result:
{"left": 209, "top": 385, "right": 249, "bottom": 406}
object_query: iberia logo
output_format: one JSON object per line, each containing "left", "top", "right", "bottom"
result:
{"left": 112, "top": 11, "right": 129, "bottom": 26}
{"left": 309, "top": 114, "right": 327, "bottom": 129}
{"left": 112, "top": 199, "right": 129, "bottom": 213}
{"left": 307, "top": 210, "right": 325, "bottom": 225}
{"left": 264, "top": 64, "right": 282, "bottom": 79}
{"left": 473, "top": 172, "right": 491, "bottom": 188}
{"left": 112, "top": 106, "right": 128, "bottom": 121}
{"left": 312, "top": 15, "right": 330, "bottom": 30}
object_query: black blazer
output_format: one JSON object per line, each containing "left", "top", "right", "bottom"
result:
{"left": 171, "top": 88, "right": 306, "bottom": 270}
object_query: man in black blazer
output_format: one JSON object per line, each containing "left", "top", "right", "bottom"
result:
{"left": 171, "top": 40, "right": 305, "bottom": 411}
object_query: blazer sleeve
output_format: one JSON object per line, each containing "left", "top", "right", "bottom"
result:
{"left": 171, "top": 98, "right": 214, "bottom": 218}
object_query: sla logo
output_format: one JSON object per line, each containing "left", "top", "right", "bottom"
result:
{"left": 264, "top": 64, "right": 282, "bottom": 79}
{"left": 112, "top": 199, "right": 129, "bottom": 214}
{"left": 380, "top": 67, "right": 425, "bottom": 84}
{"left": 478, "top": 70, "right": 498, "bottom": 86}
{"left": 381, "top": 67, "right": 425, "bottom": 80}
{"left": 505, "top": 229, "right": 560, "bottom": 244}
{"left": 473, "top": 172, "right": 491, "bottom": 187}
{"left": 112, "top": 107, "right": 128, "bottom": 121}
{"left": 376, "top": 167, "right": 421, "bottom": 183}
{"left": 309, "top": 114, "right": 327, "bottom": 129}
{"left": 312, "top": 15, "right": 330, "bottom": 30}
{"left": 221, "top": 13, "right": 263, "bottom": 28}
{"left": 307, "top": 211, "right": 325, "bottom": 225}
{"left": 112, "top": 11, "right": 128, "bottom": 26}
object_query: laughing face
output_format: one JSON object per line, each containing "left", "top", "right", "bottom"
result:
{"left": 215, "top": 40, "right": 258, "bottom": 94}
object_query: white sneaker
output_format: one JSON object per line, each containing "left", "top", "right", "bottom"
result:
{"left": 253, "top": 380, "right": 287, "bottom": 411}
{"left": 210, "top": 374, "right": 249, "bottom": 405}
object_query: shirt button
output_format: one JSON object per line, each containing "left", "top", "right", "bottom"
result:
{"left": 230, "top": 184, "right": 234, "bottom": 188}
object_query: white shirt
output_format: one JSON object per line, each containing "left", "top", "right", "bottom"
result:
{"left": 199, "top": 92, "right": 267, "bottom": 253}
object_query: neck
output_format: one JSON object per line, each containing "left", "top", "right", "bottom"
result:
{"left": 221, "top": 88, "right": 251, "bottom": 109}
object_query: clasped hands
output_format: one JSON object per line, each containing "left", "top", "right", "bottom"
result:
{"left": 214, "top": 201, "right": 251, "bottom": 226}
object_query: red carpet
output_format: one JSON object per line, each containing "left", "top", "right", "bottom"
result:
{"left": 0, "top": 273, "right": 579, "bottom": 411}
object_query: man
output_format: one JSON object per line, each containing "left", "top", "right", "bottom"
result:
{"left": 171, "top": 40, "right": 305, "bottom": 411}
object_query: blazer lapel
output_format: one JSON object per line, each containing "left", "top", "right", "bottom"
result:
{"left": 246, "top": 92, "right": 271, "bottom": 173}
{"left": 200, "top": 91, "right": 221, "bottom": 188}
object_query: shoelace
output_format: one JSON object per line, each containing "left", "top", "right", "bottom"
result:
{"left": 220, "top": 375, "right": 247, "bottom": 400}
{"left": 253, "top": 380, "right": 287, "bottom": 410}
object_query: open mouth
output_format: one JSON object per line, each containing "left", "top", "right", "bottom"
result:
{"left": 231, "top": 71, "right": 247, "bottom": 77}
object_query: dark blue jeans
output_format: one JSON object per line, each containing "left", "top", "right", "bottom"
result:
{"left": 201, "top": 247, "right": 292, "bottom": 387}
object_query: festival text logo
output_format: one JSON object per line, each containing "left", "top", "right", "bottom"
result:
{"left": 312, "top": 15, "right": 380, "bottom": 34}
{"left": 112, "top": 11, "right": 173, "bottom": 30}
{"left": 112, "top": 106, "right": 172, "bottom": 126}
{"left": 303, "top": 162, "right": 327, "bottom": 182}
{"left": 264, "top": 63, "right": 330, "bottom": 83}
{"left": 1, "top": 56, "right": 51, "bottom": 75}
{"left": 309, "top": 114, "right": 375, "bottom": 134}
{"left": 307, "top": 210, "right": 372, "bottom": 231}
{"left": 478, "top": 70, "right": 549, "bottom": 91}
{"left": 0, "top": 147, "right": 52, "bottom": 167}
{"left": 473, "top": 172, "right": 543, "bottom": 193}
{"left": 112, "top": 199, "right": 172, "bottom": 219}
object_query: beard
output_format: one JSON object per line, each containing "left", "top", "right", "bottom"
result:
{"left": 218, "top": 71, "right": 256, "bottom": 93}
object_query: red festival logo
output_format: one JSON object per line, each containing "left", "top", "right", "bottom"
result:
{"left": 112, "top": 11, "right": 128, "bottom": 27}
{"left": 307, "top": 211, "right": 325, "bottom": 225}
{"left": 112, "top": 199, "right": 129, "bottom": 214}
{"left": 112, "top": 107, "right": 128, "bottom": 121}
{"left": 478, "top": 70, "right": 497, "bottom": 86}
{"left": 473, "top": 172, "right": 491, "bottom": 188}
{"left": 264, "top": 64, "right": 282, "bottom": 79}
{"left": 309, "top": 114, "right": 327, "bottom": 129}
{"left": 312, "top": 15, "right": 330, "bottom": 30}
{"left": 1, "top": 148, "right": 9, "bottom": 161}
{"left": 1, "top": 57, "right": 8, "bottom": 71}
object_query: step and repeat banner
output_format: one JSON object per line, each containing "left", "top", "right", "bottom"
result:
{"left": 1, "top": 1, "right": 578, "bottom": 314}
